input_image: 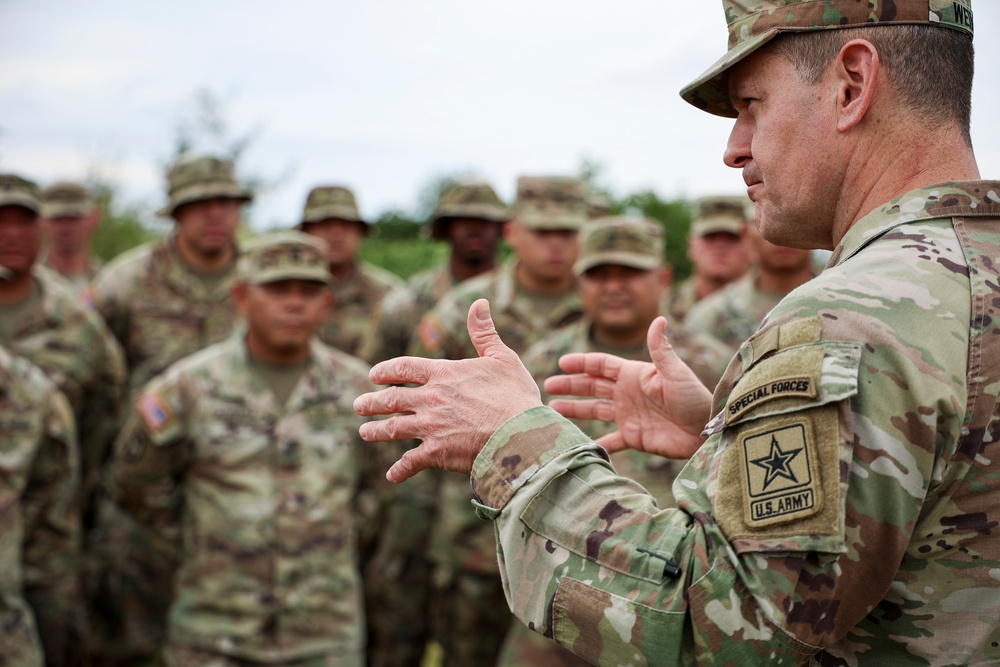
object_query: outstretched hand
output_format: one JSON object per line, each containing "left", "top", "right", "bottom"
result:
{"left": 354, "top": 299, "right": 542, "bottom": 483}
{"left": 545, "top": 316, "right": 712, "bottom": 459}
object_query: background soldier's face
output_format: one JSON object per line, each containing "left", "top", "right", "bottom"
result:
{"left": 0, "top": 206, "right": 42, "bottom": 276}
{"left": 446, "top": 217, "right": 502, "bottom": 264}
{"left": 173, "top": 197, "right": 242, "bottom": 258}
{"left": 581, "top": 264, "right": 667, "bottom": 338}
{"left": 301, "top": 218, "right": 364, "bottom": 268}
{"left": 688, "top": 230, "right": 749, "bottom": 283}
{"left": 238, "top": 279, "right": 332, "bottom": 357}
{"left": 42, "top": 211, "right": 100, "bottom": 255}
{"left": 506, "top": 222, "right": 579, "bottom": 284}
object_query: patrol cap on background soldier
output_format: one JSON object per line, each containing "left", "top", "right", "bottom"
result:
{"left": 40, "top": 180, "right": 104, "bottom": 288}
{"left": 513, "top": 175, "right": 589, "bottom": 230}
{"left": 586, "top": 192, "right": 614, "bottom": 219}
{"left": 238, "top": 230, "right": 333, "bottom": 286}
{"left": 429, "top": 178, "right": 510, "bottom": 240}
{"left": 157, "top": 153, "right": 253, "bottom": 218}
{"left": 574, "top": 215, "right": 664, "bottom": 276}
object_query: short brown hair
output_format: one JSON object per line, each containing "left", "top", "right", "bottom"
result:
{"left": 772, "top": 25, "right": 974, "bottom": 143}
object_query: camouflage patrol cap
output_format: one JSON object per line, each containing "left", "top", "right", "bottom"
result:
{"left": 690, "top": 195, "right": 751, "bottom": 237}
{"left": 158, "top": 154, "right": 252, "bottom": 217}
{"left": 587, "top": 192, "right": 613, "bottom": 219}
{"left": 574, "top": 216, "right": 664, "bottom": 276}
{"left": 41, "top": 181, "right": 95, "bottom": 219}
{"left": 300, "top": 185, "right": 366, "bottom": 231}
{"left": 239, "top": 231, "right": 332, "bottom": 286}
{"left": 430, "top": 179, "right": 510, "bottom": 240}
{"left": 681, "top": 0, "right": 975, "bottom": 117}
{"left": 0, "top": 173, "right": 42, "bottom": 215}
{"left": 514, "top": 176, "right": 589, "bottom": 230}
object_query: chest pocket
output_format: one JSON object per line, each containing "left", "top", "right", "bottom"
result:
{"left": 705, "top": 336, "right": 862, "bottom": 555}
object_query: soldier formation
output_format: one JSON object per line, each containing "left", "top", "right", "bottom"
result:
{"left": 2, "top": 0, "right": 997, "bottom": 666}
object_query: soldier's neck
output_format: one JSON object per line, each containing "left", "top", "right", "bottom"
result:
{"left": 46, "top": 248, "right": 93, "bottom": 278}
{"left": 450, "top": 254, "right": 496, "bottom": 282}
{"left": 0, "top": 270, "right": 34, "bottom": 305}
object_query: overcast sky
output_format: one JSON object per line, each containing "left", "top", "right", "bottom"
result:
{"left": 2, "top": 1, "right": 998, "bottom": 231}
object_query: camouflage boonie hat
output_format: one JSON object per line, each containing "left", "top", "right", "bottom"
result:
{"left": 430, "top": 179, "right": 510, "bottom": 240}
{"left": 300, "top": 185, "right": 367, "bottom": 232}
{"left": 239, "top": 231, "right": 332, "bottom": 286}
{"left": 158, "top": 154, "right": 252, "bottom": 217}
{"left": 0, "top": 173, "right": 42, "bottom": 215}
{"left": 691, "top": 195, "right": 750, "bottom": 236}
{"left": 574, "top": 216, "right": 664, "bottom": 276}
{"left": 41, "top": 181, "right": 95, "bottom": 218}
{"left": 514, "top": 176, "right": 589, "bottom": 230}
{"left": 587, "top": 192, "right": 613, "bottom": 219}
{"left": 681, "top": 0, "right": 975, "bottom": 117}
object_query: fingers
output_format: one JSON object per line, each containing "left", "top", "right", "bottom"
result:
{"left": 386, "top": 447, "right": 427, "bottom": 483}
{"left": 354, "top": 385, "right": 415, "bottom": 418}
{"left": 466, "top": 299, "right": 514, "bottom": 362}
{"left": 548, "top": 397, "right": 615, "bottom": 422}
{"left": 358, "top": 413, "right": 421, "bottom": 442}
{"left": 368, "top": 356, "right": 434, "bottom": 387}
{"left": 544, "top": 372, "right": 617, "bottom": 400}
{"left": 646, "top": 316, "right": 678, "bottom": 375}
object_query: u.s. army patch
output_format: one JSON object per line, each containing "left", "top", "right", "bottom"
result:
{"left": 740, "top": 419, "right": 822, "bottom": 528}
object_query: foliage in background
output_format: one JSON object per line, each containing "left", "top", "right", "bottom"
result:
{"left": 616, "top": 191, "right": 693, "bottom": 280}
{"left": 90, "top": 181, "right": 163, "bottom": 261}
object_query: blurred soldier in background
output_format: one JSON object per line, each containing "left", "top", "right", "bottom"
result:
{"left": 0, "top": 338, "right": 81, "bottom": 667}
{"left": 407, "top": 175, "right": 586, "bottom": 667}
{"left": 684, "top": 221, "right": 816, "bottom": 349}
{"left": 667, "top": 195, "right": 750, "bottom": 320}
{"left": 586, "top": 191, "right": 613, "bottom": 219}
{"left": 39, "top": 180, "right": 103, "bottom": 292}
{"left": 111, "top": 231, "right": 387, "bottom": 667}
{"left": 85, "top": 153, "right": 252, "bottom": 666}
{"left": 502, "top": 216, "right": 732, "bottom": 666}
{"left": 298, "top": 185, "right": 403, "bottom": 357}
{"left": 359, "top": 178, "right": 509, "bottom": 667}
{"left": 360, "top": 178, "right": 509, "bottom": 365}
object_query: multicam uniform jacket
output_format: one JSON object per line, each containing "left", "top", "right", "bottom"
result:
{"left": 684, "top": 269, "right": 792, "bottom": 350}
{"left": 409, "top": 258, "right": 584, "bottom": 578}
{"left": 0, "top": 345, "right": 80, "bottom": 667}
{"left": 112, "top": 334, "right": 385, "bottom": 663}
{"left": 5, "top": 267, "right": 125, "bottom": 518}
{"left": 359, "top": 262, "right": 456, "bottom": 365}
{"left": 88, "top": 238, "right": 240, "bottom": 399}
{"left": 318, "top": 261, "right": 402, "bottom": 358}
{"left": 469, "top": 183, "right": 1000, "bottom": 666}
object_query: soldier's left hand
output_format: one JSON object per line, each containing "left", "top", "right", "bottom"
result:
{"left": 354, "top": 298, "right": 542, "bottom": 483}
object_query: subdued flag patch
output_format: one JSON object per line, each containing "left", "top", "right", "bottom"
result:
{"left": 418, "top": 317, "right": 446, "bottom": 353}
{"left": 138, "top": 390, "right": 174, "bottom": 433}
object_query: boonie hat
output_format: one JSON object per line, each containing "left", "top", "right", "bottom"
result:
{"left": 42, "top": 181, "right": 95, "bottom": 219}
{"left": 690, "top": 195, "right": 750, "bottom": 237}
{"left": 239, "top": 231, "right": 332, "bottom": 286}
{"left": 681, "top": 0, "right": 975, "bottom": 117}
{"left": 300, "top": 185, "right": 366, "bottom": 232}
{"left": 158, "top": 154, "right": 252, "bottom": 217}
{"left": 0, "top": 173, "right": 42, "bottom": 215}
{"left": 574, "top": 216, "right": 664, "bottom": 276}
{"left": 514, "top": 176, "right": 589, "bottom": 230}
{"left": 430, "top": 179, "right": 510, "bottom": 240}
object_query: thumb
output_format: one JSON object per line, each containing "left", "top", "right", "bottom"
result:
{"left": 466, "top": 298, "right": 512, "bottom": 360}
{"left": 646, "top": 316, "right": 680, "bottom": 375}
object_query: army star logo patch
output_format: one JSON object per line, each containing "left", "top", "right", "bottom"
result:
{"left": 741, "top": 421, "right": 820, "bottom": 527}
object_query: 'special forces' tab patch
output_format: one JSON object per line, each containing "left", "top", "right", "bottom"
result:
{"left": 727, "top": 375, "right": 816, "bottom": 422}
{"left": 740, "top": 420, "right": 822, "bottom": 528}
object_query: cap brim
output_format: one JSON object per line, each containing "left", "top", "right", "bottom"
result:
{"left": 679, "top": 28, "right": 780, "bottom": 118}
{"left": 158, "top": 184, "right": 253, "bottom": 217}
{"left": 247, "top": 269, "right": 333, "bottom": 286}
{"left": 42, "top": 203, "right": 94, "bottom": 219}
{"left": 0, "top": 196, "right": 41, "bottom": 215}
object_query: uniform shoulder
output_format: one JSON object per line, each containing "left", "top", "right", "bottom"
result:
{"left": 311, "top": 339, "right": 374, "bottom": 388}
{"left": 93, "top": 240, "right": 164, "bottom": 289}
{"left": 359, "top": 261, "right": 405, "bottom": 291}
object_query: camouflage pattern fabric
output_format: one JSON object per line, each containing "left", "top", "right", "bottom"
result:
{"left": 40, "top": 254, "right": 104, "bottom": 294}
{"left": 359, "top": 262, "right": 456, "bottom": 667}
{"left": 162, "top": 643, "right": 362, "bottom": 667}
{"left": 409, "top": 258, "right": 583, "bottom": 666}
{"left": 664, "top": 276, "right": 700, "bottom": 322}
{"left": 683, "top": 269, "right": 787, "bottom": 350}
{"left": 359, "top": 263, "right": 456, "bottom": 365}
{"left": 469, "top": 182, "right": 1000, "bottom": 666}
{"left": 88, "top": 237, "right": 240, "bottom": 400}
{"left": 111, "top": 334, "right": 386, "bottom": 664}
{"left": 317, "top": 261, "right": 402, "bottom": 358}
{"left": 84, "top": 237, "right": 241, "bottom": 664}
{"left": 4, "top": 266, "right": 126, "bottom": 527}
{"left": 0, "top": 345, "right": 81, "bottom": 667}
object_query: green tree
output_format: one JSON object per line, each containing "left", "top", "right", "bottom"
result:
{"left": 89, "top": 180, "right": 162, "bottom": 262}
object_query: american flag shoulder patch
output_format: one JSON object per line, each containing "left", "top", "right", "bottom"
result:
{"left": 138, "top": 390, "right": 174, "bottom": 433}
